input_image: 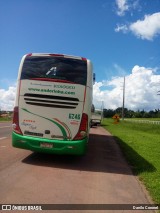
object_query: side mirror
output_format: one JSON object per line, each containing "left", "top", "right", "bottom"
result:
{"left": 91, "top": 104, "right": 95, "bottom": 113}
{"left": 93, "top": 73, "right": 96, "bottom": 84}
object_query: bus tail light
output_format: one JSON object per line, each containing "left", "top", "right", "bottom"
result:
{"left": 73, "top": 113, "right": 88, "bottom": 140}
{"left": 12, "top": 106, "right": 22, "bottom": 135}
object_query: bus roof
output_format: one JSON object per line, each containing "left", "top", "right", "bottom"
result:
{"left": 25, "top": 53, "right": 87, "bottom": 61}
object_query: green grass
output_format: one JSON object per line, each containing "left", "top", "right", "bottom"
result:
{"left": 102, "top": 118, "right": 160, "bottom": 204}
{"left": 125, "top": 118, "right": 160, "bottom": 121}
{"left": 0, "top": 117, "right": 12, "bottom": 122}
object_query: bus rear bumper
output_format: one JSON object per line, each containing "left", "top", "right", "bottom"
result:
{"left": 12, "top": 132, "right": 88, "bottom": 155}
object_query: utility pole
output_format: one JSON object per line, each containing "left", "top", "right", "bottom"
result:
{"left": 101, "top": 101, "right": 104, "bottom": 121}
{"left": 122, "top": 76, "right": 125, "bottom": 120}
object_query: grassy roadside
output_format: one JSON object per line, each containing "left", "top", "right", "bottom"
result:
{"left": 125, "top": 118, "right": 160, "bottom": 121}
{"left": 102, "top": 118, "right": 160, "bottom": 204}
{"left": 0, "top": 117, "right": 12, "bottom": 122}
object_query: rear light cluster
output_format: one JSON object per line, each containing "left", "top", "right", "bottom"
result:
{"left": 12, "top": 107, "right": 22, "bottom": 135}
{"left": 73, "top": 113, "right": 88, "bottom": 140}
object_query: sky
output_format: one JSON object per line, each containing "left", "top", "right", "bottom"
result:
{"left": 0, "top": 0, "right": 160, "bottom": 111}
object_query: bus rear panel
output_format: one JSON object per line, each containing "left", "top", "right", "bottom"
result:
{"left": 12, "top": 53, "right": 93, "bottom": 155}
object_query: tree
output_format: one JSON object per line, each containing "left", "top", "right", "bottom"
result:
{"left": 115, "top": 107, "right": 130, "bottom": 118}
{"left": 103, "top": 109, "right": 115, "bottom": 118}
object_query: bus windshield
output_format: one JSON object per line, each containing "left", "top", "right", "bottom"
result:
{"left": 20, "top": 56, "right": 87, "bottom": 86}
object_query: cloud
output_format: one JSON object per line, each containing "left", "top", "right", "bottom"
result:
{"left": 93, "top": 65, "right": 160, "bottom": 111}
{"left": 115, "top": 12, "right": 160, "bottom": 40}
{"left": 115, "top": 24, "right": 128, "bottom": 33}
{"left": 115, "top": 0, "right": 140, "bottom": 16}
{"left": 113, "top": 63, "right": 127, "bottom": 76}
{"left": 129, "top": 12, "right": 160, "bottom": 40}
{"left": 116, "top": 0, "right": 129, "bottom": 16}
{"left": 1, "top": 65, "right": 160, "bottom": 112}
{"left": 0, "top": 86, "right": 16, "bottom": 111}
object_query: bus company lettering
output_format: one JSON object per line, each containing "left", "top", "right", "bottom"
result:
{"left": 54, "top": 84, "right": 75, "bottom": 89}
{"left": 28, "top": 88, "right": 75, "bottom": 95}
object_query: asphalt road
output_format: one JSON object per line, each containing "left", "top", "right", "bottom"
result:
{"left": 0, "top": 122, "right": 156, "bottom": 213}
{"left": 0, "top": 122, "right": 12, "bottom": 139}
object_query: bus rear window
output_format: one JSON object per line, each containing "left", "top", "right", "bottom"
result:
{"left": 20, "top": 56, "right": 87, "bottom": 86}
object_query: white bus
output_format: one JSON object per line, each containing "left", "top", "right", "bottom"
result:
{"left": 12, "top": 53, "right": 93, "bottom": 155}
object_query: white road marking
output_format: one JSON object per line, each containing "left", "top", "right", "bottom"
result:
{"left": 0, "top": 126, "right": 11, "bottom": 129}
{"left": 0, "top": 137, "right": 7, "bottom": 140}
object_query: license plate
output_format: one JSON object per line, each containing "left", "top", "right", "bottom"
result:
{"left": 40, "top": 142, "right": 53, "bottom": 148}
